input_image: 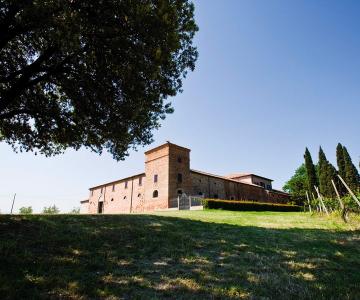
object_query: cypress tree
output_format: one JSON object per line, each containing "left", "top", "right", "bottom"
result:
{"left": 304, "top": 147, "right": 318, "bottom": 196}
{"left": 318, "top": 147, "right": 337, "bottom": 198}
{"left": 342, "top": 146, "right": 360, "bottom": 192}
{"left": 336, "top": 143, "right": 347, "bottom": 195}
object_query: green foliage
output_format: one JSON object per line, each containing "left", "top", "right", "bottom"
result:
{"left": 283, "top": 164, "right": 307, "bottom": 205}
{"left": 203, "top": 199, "right": 301, "bottom": 212}
{"left": 336, "top": 143, "right": 347, "bottom": 195}
{"left": 70, "top": 207, "right": 80, "bottom": 214}
{"left": 42, "top": 205, "right": 60, "bottom": 214}
{"left": 19, "top": 206, "right": 33, "bottom": 215}
{"left": 318, "top": 147, "right": 337, "bottom": 198}
{"left": 342, "top": 146, "right": 360, "bottom": 192}
{"left": 304, "top": 147, "right": 318, "bottom": 196}
{"left": 0, "top": 0, "right": 198, "bottom": 160}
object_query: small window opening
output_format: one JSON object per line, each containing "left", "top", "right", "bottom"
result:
{"left": 153, "top": 190, "right": 159, "bottom": 198}
{"left": 177, "top": 173, "right": 183, "bottom": 183}
{"left": 112, "top": 184, "right": 115, "bottom": 192}
{"left": 154, "top": 174, "right": 158, "bottom": 183}
{"left": 125, "top": 181, "right": 128, "bottom": 189}
{"left": 139, "top": 177, "right": 142, "bottom": 186}
{"left": 177, "top": 157, "right": 182, "bottom": 163}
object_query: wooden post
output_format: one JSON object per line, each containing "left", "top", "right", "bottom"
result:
{"left": 338, "top": 175, "right": 360, "bottom": 208}
{"left": 305, "top": 191, "right": 312, "bottom": 213}
{"left": 331, "top": 179, "right": 344, "bottom": 210}
{"left": 10, "top": 193, "right": 16, "bottom": 214}
{"left": 314, "top": 186, "right": 329, "bottom": 216}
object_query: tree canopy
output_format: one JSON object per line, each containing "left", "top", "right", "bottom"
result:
{"left": 0, "top": 0, "right": 198, "bottom": 160}
{"left": 304, "top": 147, "right": 318, "bottom": 196}
{"left": 283, "top": 163, "right": 307, "bottom": 204}
{"left": 318, "top": 147, "right": 337, "bottom": 198}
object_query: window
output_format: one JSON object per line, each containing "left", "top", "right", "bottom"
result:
{"left": 100, "top": 187, "right": 103, "bottom": 194}
{"left": 267, "top": 184, "right": 272, "bottom": 190}
{"left": 91, "top": 190, "right": 94, "bottom": 196}
{"left": 153, "top": 190, "right": 158, "bottom": 198}
{"left": 112, "top": 184, "right": 115, "bottom": 192}
{"left": 230, "top": 196, "right": 235, "bottom": 200}
{"left": 154, "top": 174, "right": 158, "bottom": 183}
{"left": 98, "top": 202, "right": 104, "bottom": 214}
{"left": 177, "top": 157, "right": 182, "bottom": 163}
{"left": 260, "top": 182, "right": 265, "bottom": 188}
{"left": 177, "top": 189, "right": 183, "bottom": 195}
{"left": 139, "top": 177, "right": 142, "bottom": 186}
{"left": 125, "top": 181, "right": 128, "bottom": 189}
{"left": 198, "top": 192, "right": 203, "bottom": 196}
{"left": 213, "top": 194, "right": 219, "bottom": 199}
{"left": 123, "top": 196, "right": 127, "bottom": 200}
{"left": 111, "top": 198, "right": 114, "bottom": 202}
{"left": 138, "top": 193, "right": 141, "bottom": 197}
{"left": 177, "top": 173, "right": 183, "bottom": 183}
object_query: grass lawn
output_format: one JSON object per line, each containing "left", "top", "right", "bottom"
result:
{"left": 0, "top": 210, "right": 359, "bottom": 299}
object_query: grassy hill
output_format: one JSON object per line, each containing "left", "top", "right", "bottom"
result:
{"left": 0, "top": 211, "right": 359, "bottom": 299}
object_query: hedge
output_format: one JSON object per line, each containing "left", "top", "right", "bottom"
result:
{"left": 203, "top": 199, "right": 302, "bottom": 212}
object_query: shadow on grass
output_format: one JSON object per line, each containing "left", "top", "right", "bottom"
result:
{"left": 0, "top": 214, "right": 359, "bottom": 299}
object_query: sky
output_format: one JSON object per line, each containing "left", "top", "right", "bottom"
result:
{"left": 1, "top": 0, "right": 359, "bottom": 213}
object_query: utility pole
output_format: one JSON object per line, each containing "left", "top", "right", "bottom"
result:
{"left": 10, "top": 193, "right": 16, "bottom": 214}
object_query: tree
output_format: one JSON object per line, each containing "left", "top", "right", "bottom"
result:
{"left": 342, "top": 146, "right": 360, "bottom": 192}
{"left": 318, "top": 147, "right": 337, "bottom": 198}
{"left": 304, "top": 147, "right": 318, "bottom": 196}
{"left": 283, "top": 164, "right": 307, "bottom": 205}
{"left": 0, "top": 1, "right": 198, "bottom": 160}
{"left": 70, "top": 207, "right": 80, "bottom": 214}
{"left": 19, "top": 206, "right": 33, "bottom": 214}
{"left": 42, "top": 205, "right": 60, "bottom": 214}
{"left": 336, "top": 143, "right": 347, "bottom": 195}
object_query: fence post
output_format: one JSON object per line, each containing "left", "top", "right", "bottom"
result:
{"left": 314, "top": 186, "right": 329, "bottom": 216}
{"left": 305, "top": 191, "right": 312, "bottom": 213}
{"left": 337, "top": 175, "right": 360, "bottom": 208}
{"left": 331, "top": 179, "right": 344, "bottom": 210}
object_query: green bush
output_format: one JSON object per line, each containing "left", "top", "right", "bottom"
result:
{"left": 203, "top": 199, "right": 302, "bottom": 212}
{"left": 42, "top": 205, "right": 60, "bottom": 214}
{"left": 19, "top": 206, "right": 33, "bottom": 214}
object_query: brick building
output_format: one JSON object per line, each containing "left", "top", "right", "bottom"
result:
{"left": 81, "top": 142, "right": 289, "bottom": 213}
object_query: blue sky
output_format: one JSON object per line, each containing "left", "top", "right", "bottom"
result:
{"left": 1, "top": 0, "right": 359, "bottom": 213}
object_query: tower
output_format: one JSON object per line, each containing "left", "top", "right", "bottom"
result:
{"left": 144, "top": 142, "right": 191, "bottom": 210}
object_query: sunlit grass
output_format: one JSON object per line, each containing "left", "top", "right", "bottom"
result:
{"left": 0, "top": 211, "right": 359, "bottom": 299}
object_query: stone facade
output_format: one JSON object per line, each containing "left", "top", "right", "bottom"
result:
{"left": 82, "top": 142, "right": 289, "bottom": 214}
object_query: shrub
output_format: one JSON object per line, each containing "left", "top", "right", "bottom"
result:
{"left": 19, "top": 206, "right": 33, "bottom": 214}
{"left": 70, "top": 207, "right": 80, "bottom": 214}
{"left": 203, "top": 199, "right": 302, "bottom": 212}
{"left": 42, "top": 205, "right": 60, "bottom": 214}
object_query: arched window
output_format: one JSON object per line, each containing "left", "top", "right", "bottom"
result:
{"left": 153, "top": 190, "right": 159, "bottom": 198}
